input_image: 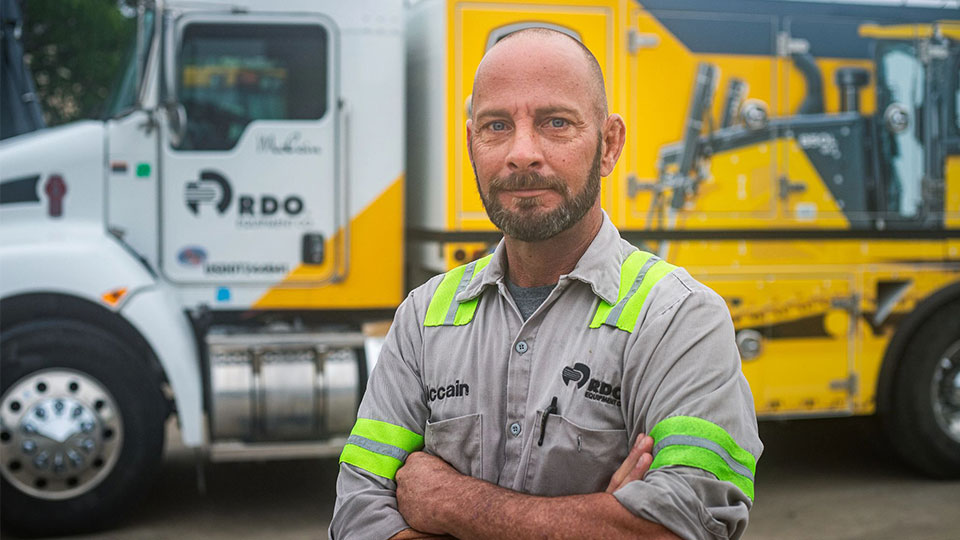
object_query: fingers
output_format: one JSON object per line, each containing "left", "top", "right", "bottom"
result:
{"left": 605, "top": 445, "right": 641, "bottom": 493}
{"left": 605, "top": 434, "right": 654, "bottom": 493}
{"left": 624, "top": 450, "right": 653, "bottom": 486}
{"left": 637, "top": 433, "right": 654, "bottom": 456}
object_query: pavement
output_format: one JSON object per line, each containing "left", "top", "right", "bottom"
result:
{"left": 4, "top": 416, "right": 959, "bottom": 539}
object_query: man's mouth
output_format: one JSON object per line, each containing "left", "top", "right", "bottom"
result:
{"left": 501, "top": 188, "right": 554, "bottom": 198}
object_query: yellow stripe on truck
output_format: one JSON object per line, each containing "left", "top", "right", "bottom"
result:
{"left": 254, "top": 175, "right": 405, "bottom": 309}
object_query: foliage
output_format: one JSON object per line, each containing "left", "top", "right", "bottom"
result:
{"left": 21, "top": 0, "right": 136, "bottom": 126}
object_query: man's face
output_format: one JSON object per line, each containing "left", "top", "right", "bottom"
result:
{"left": 475, "top": 137, "right": 601, "bottom": 242}
{"left": 467, "top": 36, "right": 608, "bottom": 242}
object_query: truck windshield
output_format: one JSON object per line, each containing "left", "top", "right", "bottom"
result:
{"left": 104, "top": 9, "right": 155, "bottom": 118}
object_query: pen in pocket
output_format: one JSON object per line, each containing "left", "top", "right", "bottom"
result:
{"left": 538, "top": 396, "right": 559, "bottom": 446}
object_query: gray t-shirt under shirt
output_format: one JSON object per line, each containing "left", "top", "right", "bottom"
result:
{"left": 505, "top": 279, "right": 556, "bottom": 321}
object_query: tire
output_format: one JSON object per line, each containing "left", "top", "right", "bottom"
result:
{"left": 0, "top": 320, "right": 166, "bottom": 536}
{"left": 883, "top": 299, "right": 960, "bottom": 478}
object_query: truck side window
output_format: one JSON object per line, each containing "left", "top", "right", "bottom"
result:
{"left": 177, "top": 23, "right": 327, "bottom": 151}
{"left": 877, "top": 43, "right": 924, "bottom": 219}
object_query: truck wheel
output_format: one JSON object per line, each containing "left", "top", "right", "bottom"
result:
{"left": 0, "top": 320, "right": 166, "bottom": 536}
{"left": 884, "top": 300, "right": 960, "bottom": 478}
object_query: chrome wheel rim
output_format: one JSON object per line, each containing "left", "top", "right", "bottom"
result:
{"left": 0, "top": 369, "right": 123, "bottom": 500}
{"left": 931, "top": 339, "right": 960, "bottom": 445}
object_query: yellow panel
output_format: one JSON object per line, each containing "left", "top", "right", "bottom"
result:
{"left": 779, "top": 137, "right": 849, "bottom": 227}
{"left": 450, "top": 1, "right": 623, "bottom": 231}
{"left": 254, "top": 176, "right": 405, "bottom": 309}
{"left": 626, "top": 13, "right": 705, "bottom": 228}
{"left": 947, "top": 156, "right": 960, "bottom": 228}
{"left": 705, "top": 276, "right": 853, "bottom": 416}
{"left": 674, "top": 143, "right": 777, "bottom": 228}
{"left": 672, "top": 239, "right": 949, "bottom": 274}
{"left": 859, "top": 21, "right": 960, "bottom": 41}
{"left": 664, "top": 138, "right": 848, "bottom": 230}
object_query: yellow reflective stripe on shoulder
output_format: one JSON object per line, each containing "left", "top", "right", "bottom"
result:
{"left": 423, "top": 255, "right": 493, "bottom": 327}
{"left": 590, "top": 250, "right": 652, "bottom": 328}
{"left": 590, "top": 250, "right": 676, "bottom": 332}
{"left": 649, "top": 416, "right": 757, "bottom": 500}
{"left": 339, "top": 418, "right": 425, "bottom": 481}
{"left": 613, "top": 259, "right": 677, "bottom": 332}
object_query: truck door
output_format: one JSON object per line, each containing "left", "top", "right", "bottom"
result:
{"left": 159, "top": 13, "right": 342, "bottom": 285}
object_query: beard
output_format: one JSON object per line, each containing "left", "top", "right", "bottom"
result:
{"left": 475, "top": 136, "right": 602, "bottom": 242}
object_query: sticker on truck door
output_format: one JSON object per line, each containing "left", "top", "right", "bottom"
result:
{"left": 183, "top": 169, "right": 310, "bottom": 229}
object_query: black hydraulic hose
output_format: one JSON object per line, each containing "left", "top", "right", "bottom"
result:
{"left": 792, "top": 52, "right": 824, "bottom": 115}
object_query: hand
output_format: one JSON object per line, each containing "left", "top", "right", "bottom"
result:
{"left": 395, "top": 451, "right": 464, "bottom": 535}
{"left": 605, "top": 433, "right": 654, "bottom": 493}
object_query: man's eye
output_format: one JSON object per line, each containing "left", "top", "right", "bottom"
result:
{"left": 549, "top": 118, "right": 567, "bottom": 128}
{"left": 489, "top": 121, "right": 507, "bottom": 131}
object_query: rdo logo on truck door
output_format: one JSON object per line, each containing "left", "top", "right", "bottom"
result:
{"left": 183, "top": 169, "right": 309, "bottom": 228}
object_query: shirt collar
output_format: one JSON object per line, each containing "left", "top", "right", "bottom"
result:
{"left": 457, "top": 211, "right": 625, "bottom": 305}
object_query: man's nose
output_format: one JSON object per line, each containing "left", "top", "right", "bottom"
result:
{"left": 505, "top": 125, "right": 543, "bottom": 172}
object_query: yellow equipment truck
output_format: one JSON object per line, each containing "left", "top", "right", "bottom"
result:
{"left": 405, "top": 0, "right": 960, "bottom": 478}
{"left": 1, "top": 0, "right": 957, "bottom": 535}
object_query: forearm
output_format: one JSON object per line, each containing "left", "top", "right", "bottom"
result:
{"left": 437, "top": 475, "right": 680, "bottom": 540}
{"left": 388, "top": 529, "right": 454, "bottom": 540}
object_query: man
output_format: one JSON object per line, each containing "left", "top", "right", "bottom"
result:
{"left": 330, "top": 28, "right": 762, "bottom": 540}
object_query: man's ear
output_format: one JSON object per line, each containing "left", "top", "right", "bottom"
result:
{"left": 466, "top": 118, "right": 474, "bottom": 163}
{"left": 600, "top": 114, "right": 626, "bottom": 177}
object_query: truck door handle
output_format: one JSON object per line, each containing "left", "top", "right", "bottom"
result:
{"left": 779, "top": 176, "right": 807, "bottom": 199}
{"left": 302, "top": 233, "right": 325, "bottom": 265}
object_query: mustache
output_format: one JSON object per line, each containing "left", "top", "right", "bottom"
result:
{"left": 488, "top": 172, "right": 569, "bottom": 195}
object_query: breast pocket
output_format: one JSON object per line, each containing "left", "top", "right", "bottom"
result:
{"left": 524, "top": 414, "right": 628, "bottom": 497}
{"left": 424, "top": 413, "right": 483, "bottom": 478}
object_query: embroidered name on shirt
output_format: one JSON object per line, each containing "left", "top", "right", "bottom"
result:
{"left": 427, "top": 380, "right": 470, "bottom": 402}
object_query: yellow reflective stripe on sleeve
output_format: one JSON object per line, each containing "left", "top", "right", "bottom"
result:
{"left": 339, "top": 442, "right": 404, "bottom": 480}
{"left": 340, "top": 418, "right": 423, "bottom": 480}
{"left": 650, "top": 416, "right": 757, "bottom": 500}
{"left": 589, "top": 250, "right": 652, "bottom": 328}
{"left": 339, "top": 418, "right": 425, "bottom": 481}
{"left": 350, "top": 418, "right": 424, "bottom": 453}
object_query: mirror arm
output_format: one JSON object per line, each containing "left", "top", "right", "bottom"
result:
{"left": 158, "top": 10, "right": 187, "bottom": 147}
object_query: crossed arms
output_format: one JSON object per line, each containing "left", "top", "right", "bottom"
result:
{"left": 389, "top": 434, "right": 681, "bottom": 540}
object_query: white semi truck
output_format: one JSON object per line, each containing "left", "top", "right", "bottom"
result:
{"left": 2, "top": 0, "right": 959, "bottom": 535}
{"left": 1, "top": 0, "right": 404, "bottom": 534}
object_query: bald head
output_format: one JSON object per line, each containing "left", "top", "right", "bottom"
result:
{"left": 472, "top": 27, "right": 608, "bottom": 124}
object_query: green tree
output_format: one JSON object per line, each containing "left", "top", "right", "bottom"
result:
{"left": 22, "top": 0, "right": 135, "bottom": 126}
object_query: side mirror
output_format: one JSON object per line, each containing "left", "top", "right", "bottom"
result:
{"left": 165, "top": 102, "right": 187, "bottom": 148}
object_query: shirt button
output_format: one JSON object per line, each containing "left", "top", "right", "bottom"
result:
{"left": 509, "top": 422, "right": 522, "bottom": 436}
{"left": 515, "top": 341, "right": 528, "bottom": 354}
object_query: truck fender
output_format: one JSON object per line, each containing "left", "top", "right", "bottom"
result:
{"left": 120, "top": 285, "right": 204, "bottom": 446}
{"left": 0, "top": 224, "right": 205, "bottom": 446}
{"left": 877, "top": 280, "right": 960, "bottom": 415}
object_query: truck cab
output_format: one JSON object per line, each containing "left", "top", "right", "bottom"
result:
{"left": 0, "top": 1, "right": 403, "bottom": 534}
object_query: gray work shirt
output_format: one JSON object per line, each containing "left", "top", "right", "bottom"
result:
{"left": 331, "top": 213, "right": 762, "bottom": 540}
